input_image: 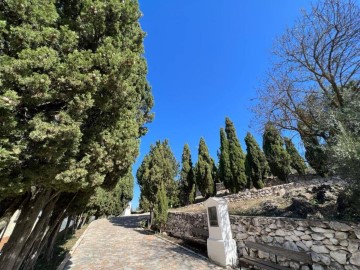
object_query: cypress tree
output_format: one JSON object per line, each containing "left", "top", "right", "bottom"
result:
{"left": 218, "top": 128, "right": 232, "bottom": 190}
{"left": 154, "top": 182, "right": 168, "bottom": 232}
{"left": 0, "top": 1, "right": 153, "bottom": 268}
{"left": 244, "top": 132, "right": 269, "bottom": 189}
{"left": 136, "top": 140, "right": 178, "bottom": 223}
{"left": 195, "top": 138, "right": 214, "bottom": 198}
{"left": 263, "top": 123, "right": 291, "bottom": 182}
{"left": 225, "top": 117, "right": 247, "bottom": 193}
{"left": 284, "top": 137, "right": 307, "bottom": 176}
{"left": 179, "top": 144, "right": 195, "bottom": 206}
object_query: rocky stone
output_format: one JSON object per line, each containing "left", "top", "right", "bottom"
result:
{"left": 312, "top": 245, "right": 330, "bottom": 254}
{"left": 329, "top": 261, "right": 345, "bottom": 270}
{"left": 348, "top": 240, "right": 359, "bottom": 253}
{"left": 301, "top": 234, "right": 312, "bottom": 240}
{"left": 345, "top": 265, "right": 360, "bottom": 270}
{"left": 268, "top": 223, "right": 277, "bottom": 229}
{"left": 329, "top": 221, "right": 352, "bottom": 232}
{"left": 312, "top": 233, "right": 326, "bottom": 241}
{"left": 350, "top": 251, "right": 360, "bottom": 266}
{"left": 339, "top": 240, "right": 348, "bottom": 247}
{"left": 274, "top": 237, "right": 284, "bottom": 244}
{"left": 236, "top": 233, "right": 248, "bottom": 240}
{"left": 330, "top": 251, "right": 348, "bottom": 264}
{"left": 294, "top": 230, "right": 305, "bottom": 236}
{"left": 319, "top": 254, "right": 331, "bottom": 266}
{"left": 355, "top": 227, "right": 360, "bottom": 239}
{"left": 324, "top": 233, "right": 334, "bottom": 238}
{"left": 275, "top": 229, "right": 286, "bottom": 236}
{"left": 326, "top": 245, "right": 340, "bottom": 251}
{"left": 313, "top": 264, "right": 325, "bottom": 270}
{"left": 304, "top": 240, "right": 313, "bottom": 248}
{"left": 335, "top": 232, "right": 348, "bottom": 240}
{"left": 301, "top": 266, "right": 310, "bottom": 270}
{"left": 283, "top": 241, "right": 299, "bottom": 251}
{"left": 311, "top": 227, "right": 334, "bottom": 234}
{"left": 289, "top": 261, "right": 300, "bottom": 269}
{"left": 296, "top": 241, "right": 309, "bottom": 251}
{"left": 261, "top": 236, "right": 273, "bottom": 243}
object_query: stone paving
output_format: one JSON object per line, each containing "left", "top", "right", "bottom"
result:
{"left": 63, "top": 214, "right": 224, "bottom": 270}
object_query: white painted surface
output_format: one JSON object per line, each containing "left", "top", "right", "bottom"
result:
{"left": 205, "top": 197, "right": 238, "bottom": 267}
{"left": 122, "top": 203, "right": 131, "bottom": 216}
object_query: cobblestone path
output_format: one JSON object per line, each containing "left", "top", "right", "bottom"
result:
{"left": 63, "top": 214, "right": 223, "bottom": 270}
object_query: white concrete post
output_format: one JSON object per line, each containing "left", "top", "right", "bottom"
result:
{"left": 205, "top": 197, "right": 237, "bottom": 267}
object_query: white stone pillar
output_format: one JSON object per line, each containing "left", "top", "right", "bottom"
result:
{"left": 205, "top": 197, "right": 237, "bottom": 267}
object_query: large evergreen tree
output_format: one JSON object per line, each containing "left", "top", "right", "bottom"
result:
{"left": 136, "top": 140, "right": 178, "bottom": 223}
{"left": 244, "top": 132, "right": 269, "bottom": 189}
{"left": 284, "top": 137, "right": 307, "bottom": 176}
{"left": 178, "top": 144, "right": 195, "bottom": 206}
{"left": 263, "top": 123, "right": 291, "bottom": 182}
{"left": 195, "top": 138, "right": 214, "bottom": 198}
{"left": 0, "top": 1, "right": 153, "bottom": 268}
{"left": 225, "top": 118, "right": 247, "bottom": 193}
{"left": 218, "top": 128, "right": 232, "bottom": 190}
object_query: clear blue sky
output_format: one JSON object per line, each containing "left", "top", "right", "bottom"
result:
{"left": 131, "top": 0, "right": 312, "bottom": 210}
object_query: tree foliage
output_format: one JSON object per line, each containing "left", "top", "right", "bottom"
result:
{"left": 195, "top": 138, "right": 214, "bottom": 198}
{"left": 225, "top": 118, "right": 247, "bottom": 193}
{"left": 178, "top": 144, "right": 195, "bottom": 206}
{"left": 154, "top": 182, "right": 168, "bottom": 232}
{"left": 136, "top": 140, "right": 178, "bottom": 214}
{"left": 86, "top": 170, "right": 134, "bottom": 218}
{"left": 284, "top": 137, "right": 307, "bottom": 176}
{"left": 263, "top": 123, "right": 291, "bottom": 182}
{"left": 244, "top": 132, "right": 269, "bottom": 189}
{"left": 0, "top": 0, "right": 152, "bottom": 268}
{"left": 218, "top": 128, "right": 232, "bottom": 190}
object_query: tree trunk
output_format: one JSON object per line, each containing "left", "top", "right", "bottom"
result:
{"left": 20, "top": 208, "right": 64, "bottom": 270}
{"left": 0, "top": 189, "right": 51, "bottom": 270}
{"left": 13, "top": 191, "right": 59, "bottom": 270}
{"left": 0, "top": 195, "right": 26, "bottom": 232}
{"left": 62, "top": 215, "right": 72, "bottom": 241}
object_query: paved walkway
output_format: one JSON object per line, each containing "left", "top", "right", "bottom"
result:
{"left": 63, "top": 214, "right": 224, "bottom": 270}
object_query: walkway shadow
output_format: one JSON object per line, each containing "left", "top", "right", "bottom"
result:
{"left": 108, "top": 214, "right": 150, "bottom": 230}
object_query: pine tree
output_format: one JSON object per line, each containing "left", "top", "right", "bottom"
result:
{"left": 218, "top": 128, "right": 232, "bottom": 190}
{"left": 195, "top": 138, "right": 214, "bottom": 198}
{"left": 179, "top": 144, "right": 195, "bottom": 206}
{"left": 137, "top": 140, "right": 178, "bottom": 223}
{"left": 244, "top": 132, "right": 269, "bottom": 189}
{"left": 263, "top": 123, "right": 291, "bottom": 182}
{"left": 284, "top": 137, "right": 307, "bottom": 176}
{"left": 154, "top": 182, "right": 168, "bottom": 232}
{"left": 225, "top": 118, "right": 247, "bottom": 193}
{"left": 0, "top": 1, "right": 153, "bottom": 268}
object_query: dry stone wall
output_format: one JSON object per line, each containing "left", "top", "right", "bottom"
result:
{"left": 231, "top": 216, "right": 360, "bottom": 270}
{"left": 166, "top": 212, "right": 208, "bottom": 240}
{"left": 166, "top": 212, "right": 360, "bottom": 269}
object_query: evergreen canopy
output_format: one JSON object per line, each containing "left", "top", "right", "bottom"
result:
{"left": 244, "top": 132, "right": 269, "bottom": 189}
{"left": 263, "top": 123, "right": 291, "bottom": 182}
{"left": 195, "top": 137, "right": 214, "bottom": 198}
{"left": 225, "top": 117, "right": 247, "bottom": 193}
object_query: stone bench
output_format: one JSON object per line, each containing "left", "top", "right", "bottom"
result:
{"left": 239, "top": 241, "right": 312, "bottom": 270}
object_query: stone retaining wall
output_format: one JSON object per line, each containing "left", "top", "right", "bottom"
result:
{"left": 166, "top": 212, "right": 360, "bottom": 269}
{"left": 166, "top": 212, "right": 208, "bottom": 240}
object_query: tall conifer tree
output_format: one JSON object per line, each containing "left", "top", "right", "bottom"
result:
{"left": 195, "top": 138, "right": 214, "bottom": 198}
{"left": 284, "top": 137, "right": 307, "bottom": 176}
{"left": 263, "top": 123, "right": 291, "bottom": 182}
{"left": 136, "top": 140, "right": 178, "bottom": 223}
{"left": 179, "top": 144, "right": 195, "bottom": 206}
{"left": 225, "top": 118, "right": 247, "bottom": 193}
{"left": 245, "top": 132, "right": 269, "bottom": 189}
{"left": 0, "top": 1, "right": 153, "bottom": 268}
{"left": 218, "top": 128, "right": 232, "bottom": 190}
